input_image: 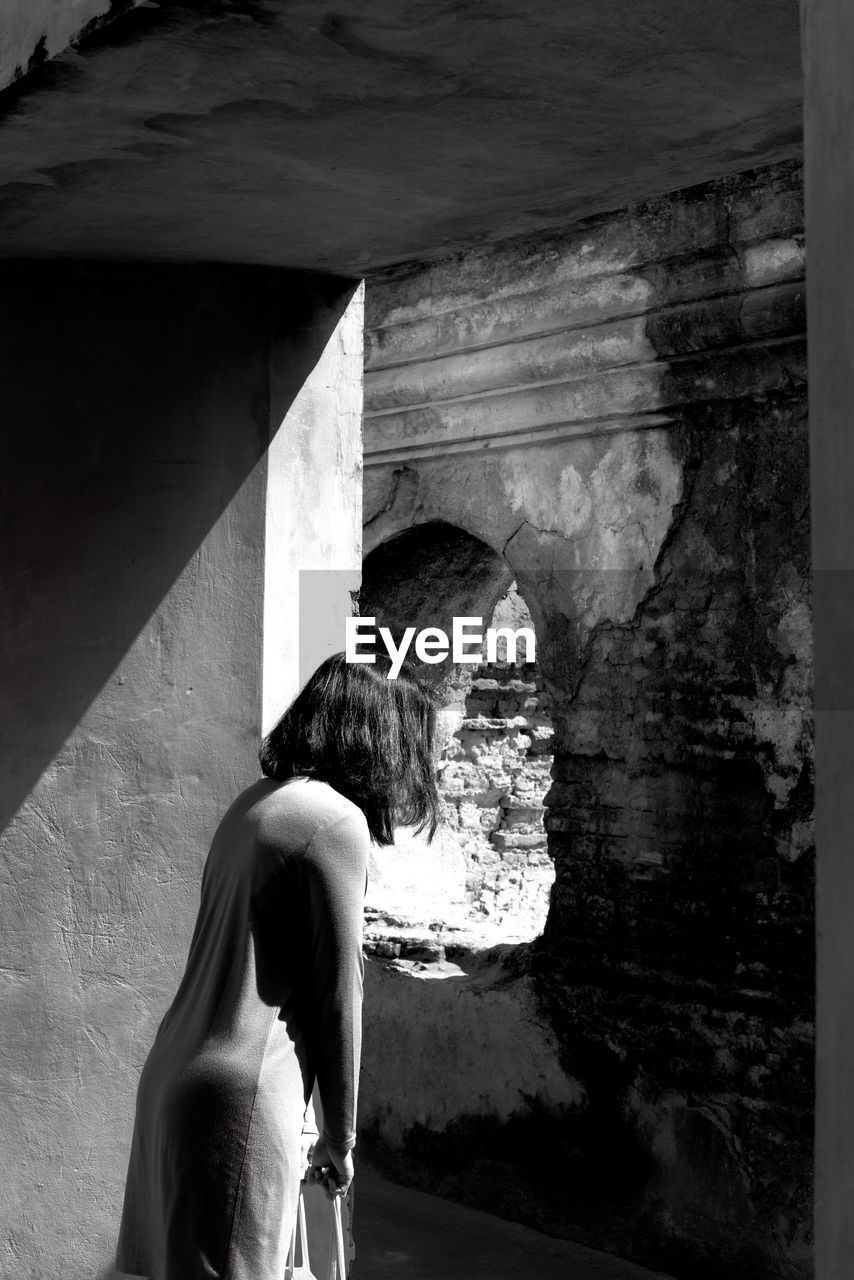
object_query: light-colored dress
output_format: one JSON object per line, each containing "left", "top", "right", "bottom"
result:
{"left": 114, "top": 776, "right": 370, "bottom": 1280}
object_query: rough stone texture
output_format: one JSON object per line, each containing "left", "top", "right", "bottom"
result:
{"left": 802, "top": 4, "right": 854, "bottom": 1279}
{"left": 363, "top": 651, "right": 555, "bottom": 945}
{"left": 0, "top": 263, "right": 363, "bottom": 1279}
{"left": 531, "top": 388, "right": 813, "bottom": 1279}
{"left": 359, "top": 161, "right": 811, "bottom": 1280}
{"left": 0, "top": 1, "right": 801, "bottom": 272}
{"left": 439, "top": 655, "right": 554, "bottom": 938}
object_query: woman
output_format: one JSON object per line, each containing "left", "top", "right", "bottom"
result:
{"left": 114, "top": 651, "right": 440, "bottom": 1280}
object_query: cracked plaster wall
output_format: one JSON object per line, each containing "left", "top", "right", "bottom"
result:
{"left": 360, "top": 161, "right": 811, "bottom": 1280}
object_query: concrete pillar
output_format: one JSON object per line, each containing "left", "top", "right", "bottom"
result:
{"left": 802, "top": 2, "right": 854, "bottom": 1276}
{"left": 0, "top": 263, "right": 363, "bottom": 1278}
{"left": 263, "top": 281, "right": 364, "bottom": 728}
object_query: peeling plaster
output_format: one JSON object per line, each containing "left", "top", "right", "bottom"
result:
{"left": 503, "top": 430, "right": 684, "bottom": 639}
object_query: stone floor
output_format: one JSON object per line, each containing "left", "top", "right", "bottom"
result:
{"left": 351, "top": 1169, "right": 675, "bottom": 1280}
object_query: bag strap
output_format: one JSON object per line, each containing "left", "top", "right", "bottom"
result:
{"left": 286, "top": 1182, "right": 347, "bottom": 1280}
{"left": 285, "top": 1210, "right": 296, "bottom": 1280}
{"left": 285, "top": 1183, "right": 312, "bottom": 1278}
{"left": 328, "top": 1194, "right": 347, "bottom": 1280}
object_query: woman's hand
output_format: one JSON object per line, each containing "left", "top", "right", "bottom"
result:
{"left": 306, "top": 1135, "right": 354, "bottom": 1200}
{"left": 300, "top": 1128, "right": 318, "bottom": 1173}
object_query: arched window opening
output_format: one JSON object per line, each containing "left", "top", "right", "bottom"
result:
{"left": 359, "top": 523, "right": 554, "bottom": 951}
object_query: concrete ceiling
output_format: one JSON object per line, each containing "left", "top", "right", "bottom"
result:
{"left": 0, "top": 0, "right": 803, "bottom": 275}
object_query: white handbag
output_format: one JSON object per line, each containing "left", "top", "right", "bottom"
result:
{"left": 285, "top": 1182, "right": 348, "bottom": 1280}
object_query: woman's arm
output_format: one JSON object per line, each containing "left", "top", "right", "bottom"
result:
{"left": 301, "top": 807, "right": 370, "bottom": 1161}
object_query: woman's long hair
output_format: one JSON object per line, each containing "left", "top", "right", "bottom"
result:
{"left": 259, "top": 651, "right": 441, "bottom": 847}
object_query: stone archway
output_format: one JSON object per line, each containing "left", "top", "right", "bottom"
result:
{"left": 358, "top": 521, "right": 556, "bottom": 948}
{"left": 359, "top": 519, "right": 512, "bottom": 645}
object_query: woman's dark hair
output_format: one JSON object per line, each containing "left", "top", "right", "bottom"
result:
{"left": 259, "top": 651, "right": 441, "bottom": 847}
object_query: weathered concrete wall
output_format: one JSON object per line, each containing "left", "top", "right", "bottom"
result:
{"left": 0, "top": 0, "right": 136, "bottom": 92}
{"left": 359, "top": 160, "right": 811, "bottom": 1279}
{"left": 802, "top": 3, "right": 854, "bottom": 1278}
{"left": 359, "top": 949, "right": 583, "bottom": 1178}
{"left": 0, "top": 263, "right": 362, "bottom": 1279}
{"left": 0, "top": 2, "right": 802, "bottom": 273}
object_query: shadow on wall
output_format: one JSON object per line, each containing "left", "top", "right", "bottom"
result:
{"left": 0, "top": 262, "right": 357, "bottom": 836}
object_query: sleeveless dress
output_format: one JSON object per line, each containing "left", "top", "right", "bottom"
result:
{"left": 114, "top": 776, "right": 370, "bottom": 1280}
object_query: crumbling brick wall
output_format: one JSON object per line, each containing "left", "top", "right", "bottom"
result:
{"left": 439, "top": 659, "right": 554, "bottom": 935}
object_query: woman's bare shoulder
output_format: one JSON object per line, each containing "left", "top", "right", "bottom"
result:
{"left": 253, "top": 777, "right": 367, "bottom": 849}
